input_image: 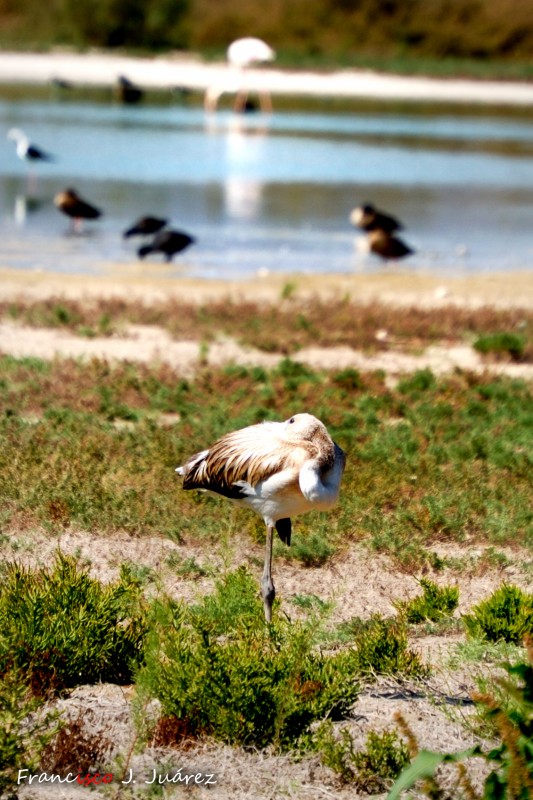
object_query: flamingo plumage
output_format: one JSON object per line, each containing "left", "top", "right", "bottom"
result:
{"left": 176, "top": 413, "right": 346, "bottom": 622}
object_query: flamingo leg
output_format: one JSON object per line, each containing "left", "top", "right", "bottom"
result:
{"left": 234, "top": 87, "right": 249, "bottom": 112}
{"left": 261, "top": 522, "right": 275, "bottom": 622}
{"left": 259, "top": 90, "right": 272, "bottom": 113}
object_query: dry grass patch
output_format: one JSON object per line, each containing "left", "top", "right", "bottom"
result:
{"left": 2, "top": 296, "right": 532, "bottom": 361}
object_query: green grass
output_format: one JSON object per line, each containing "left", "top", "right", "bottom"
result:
{"left": 0, "top": 355, "right": 531, "bottom": 569}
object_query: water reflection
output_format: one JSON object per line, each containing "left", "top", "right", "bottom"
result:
{"left": 220, "top": 115, "right": 270, "bottom": 221}
{"left": 0, "top": 97, "right": 532, "bottom": 278}
{"left": 14, "top": 193, "right": 45, "bottom": 226}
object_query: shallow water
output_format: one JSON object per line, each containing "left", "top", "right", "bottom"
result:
{"left": 1, "top": 98, "right": 533, "bottom": 279}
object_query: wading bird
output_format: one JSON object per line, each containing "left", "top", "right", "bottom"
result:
{"left": 176, "top": 413, "right": 346, "bottom": 622}
{"left": 123, "top": 215, "right": 168, "bottom": 238}
{"left": 204, "top": 37, "right": 276, "bottom": 113}
{"left": 7, "top": 127, "right": 55, "bottom": 191}
{"left": 350, "top": 203, "right": 403, "bottom": 233}
{"left": 117, "top": 75, "right": 144, "bottom": 104}
{"left": 138, "top": 229, "right": 195, "bottom": 262}
{"left": 54, "top": 188, "right": 102, "bottom": 232}
{"left": 7, "top": 127, "right": 55, "bottom": 166}
{"left": 368, "top": 228, "right": 414, "bottom": 261}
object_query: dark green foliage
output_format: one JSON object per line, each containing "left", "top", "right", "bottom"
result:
{"left": 389, "top": 638, "right": 533, "bottom": 799}
{"left": 340, "top": 615, "right": 429, "bottom": 678}
{"left": 136, "top": 568, "right": 361, "bottom": 750}
{"left": 463, "top": 584, "right": 533, "bottom": 645}
{"left": 0, "top": 554, "right": 148, "bottom": 694}
{"left": 474, "top": 332, "right": 526, "bottom": 361}
{"left": 395, "top": 578, "right": 459, "bottom": 624}
{"left": 35, "top": 0, "right": 190, "bottom": 50}
{"left": 0, "top": 671, "right": 59, "bottom": 792}
{"left": 312, "top": 722, "right": 410, "bottom": 790}
{"left": 397, "top": 368, "right": 436, "bottom": 395}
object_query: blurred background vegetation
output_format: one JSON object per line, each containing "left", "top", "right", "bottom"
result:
{"left": 1, "top": 0, "right": 533, "bottom": 75}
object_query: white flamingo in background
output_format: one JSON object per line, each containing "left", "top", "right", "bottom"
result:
{"left": 176, "top": 413, "right": 346, "bottom": 622}
{"left": 204, "top": 37, "right": 276, "bottom": 113}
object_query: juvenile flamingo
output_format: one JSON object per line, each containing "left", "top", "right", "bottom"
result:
{"left": 176, "top": 413, "right": 346, "bottom": 621}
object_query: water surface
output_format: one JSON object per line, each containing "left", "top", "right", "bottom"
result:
{"left": 1, "top": 98, "right": 532, "bottom": 279}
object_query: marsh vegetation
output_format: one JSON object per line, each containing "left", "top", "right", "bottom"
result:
{"left": 0, "top": 292, "right": 532, "bottom": 798}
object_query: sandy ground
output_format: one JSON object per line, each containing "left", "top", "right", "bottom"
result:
{"left": 2, "top": 49, "right": 533, "bottom": 106}
{"left": 1, "top": 267, "right": 532, "bottom": 381}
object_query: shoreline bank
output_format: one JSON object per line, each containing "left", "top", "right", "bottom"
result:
{"left": 0, "top": 266, "right": 531, "bottom": 310}
{"left": 1, "top": 50, "right": 533, "bottom": 106}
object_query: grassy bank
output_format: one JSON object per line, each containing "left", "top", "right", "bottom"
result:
{"left": 1, "top": 351, "right": 531, "bottom": 567}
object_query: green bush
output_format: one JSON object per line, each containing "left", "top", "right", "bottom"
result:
{"left": 474, "top": 332, "right": 526, "bottom": 361}
{"left": 314, "top": 721, "right": 410, "bottom": 790}
{"left": 463, "top": 584, "right": 533, "bottom": 645}
{"left": 136, "top": 568, "right": 361, "bottom": 750}
{"left": 0, "top": 554, "right": 148, "bottom": 694}
{"left": 344, "top": 615, "right": 429, "bottom": 678}
{"left": 395, "top": 578, "right": 459, "bottom": 624}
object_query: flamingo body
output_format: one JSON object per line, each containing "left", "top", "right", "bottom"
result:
{"left": 177, "top": 413, "right": 345, "bottom": 620}
{"left": 205, "top": 37, "right": 276, "bottom": 112}
{"left": 227, "top": 37, "right": 276, "bottom": 67}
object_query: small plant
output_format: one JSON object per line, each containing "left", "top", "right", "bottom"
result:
{"left": 41, "top": 713, "right": 112, "bottom": 774}
{"left": 474, "top": 332, "right": 526, "bottom": 361}
{"left": 167, "top": 554, "right": 212, "bottom": 578}
{"left": 342, "top": 614, "right": 429, "bottom": 678}
{"left": 0, "top": 670, "right": 59, "bottom": 793}
{"left": 397, "top": 368, "right": 436, "bottom": 394}
{"left": 136, "top": 568, "right": 361, "bottom": 750}
{"left": 388, "top": 637, "right": 533, "bottom": 799}
{"left": 463, "top": 583, "right": 533, "bottom": 645}
{"left": 395, "top": 578, "right": 459, "bottom": 624}
{"left": 281, "top": 281, "right": 297, "bottom": 300}
{"left": 281, "top": 531, "right": 336, "bottom": 567}
{"left": 312, "top": 721, "right": 410, "bottom": 791}
{"left": 0, "top": 554, "right": 148, "bottom": 694}
{"left": 333, "top": 367, "right": 363, "bottom": 390}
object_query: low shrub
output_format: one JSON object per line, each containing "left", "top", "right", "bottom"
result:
{"left": 0, "top": 554, "right": 148, "bottom": 694}
{"left": 342, "top": 615, "right": 429, "bottom": 678}
{"left": 463, "top": 583, "right": 533, "bottom": 645}
{"left": 395, "top": 578, "right": 459, "bottom": 624}
{"left": 136, "top": 568, "right": 361, "bottom": 750}
{"left": 281, "top": 531, "right": 336, "bottom": 567}
{"left": 474, "top": 332, "right": 526, "bottom": 361}
{"left": 314, "top": 721, "right": 410, "bottom": 791}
